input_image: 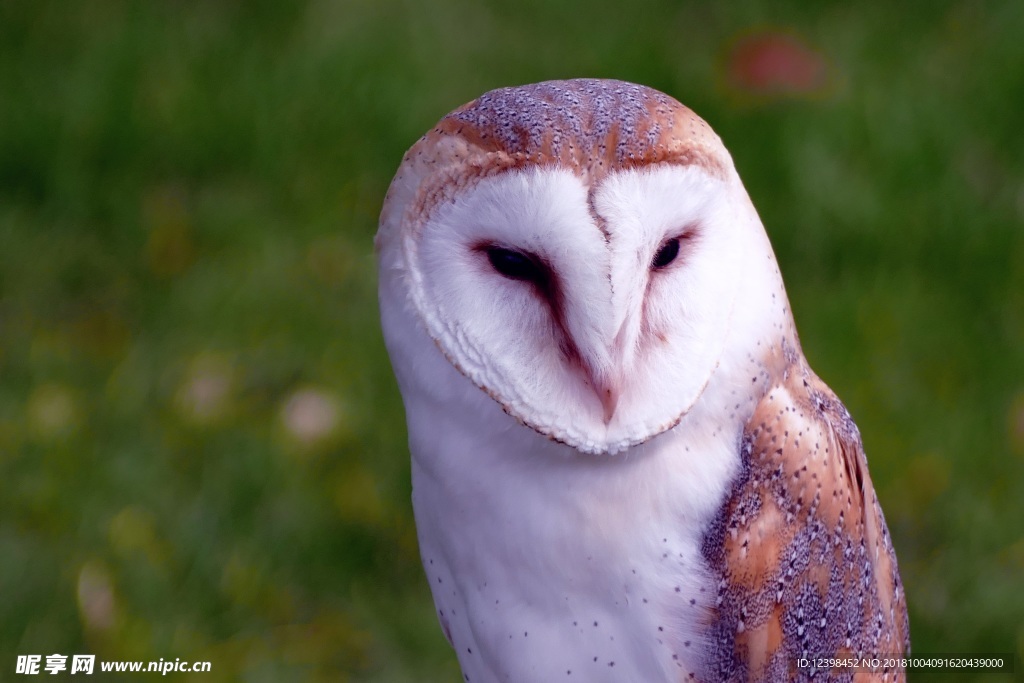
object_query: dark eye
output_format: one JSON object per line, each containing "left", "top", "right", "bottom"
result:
{"left": 651, "top": 238, "right": 680, "bottom": 270}
{"left": 485, "top": 246, "right": 545, "bottom": 283}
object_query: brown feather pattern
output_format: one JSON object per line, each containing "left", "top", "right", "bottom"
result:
{"left": 700, "top": 341, "right": 909, "bottom": 682}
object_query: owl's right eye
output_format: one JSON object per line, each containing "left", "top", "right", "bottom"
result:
{"left": 651, "top": 237, "right": 681, "bottom": 270}
{"left": 484, "top": 246, "right": 547, "bottom": 284}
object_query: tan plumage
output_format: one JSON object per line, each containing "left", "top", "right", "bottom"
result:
{"left": 702, "top": 339, "right": 909, "bottom": 681}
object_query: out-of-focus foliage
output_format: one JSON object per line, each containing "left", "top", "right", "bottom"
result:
{"left": 0, "top": 1, "right": 1021, "bottom": 681}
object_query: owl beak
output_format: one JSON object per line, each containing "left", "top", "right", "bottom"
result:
{"left": 599, "top": 384, "right": 620, "bottom": 424}
{"left": 581, "top": 361, "right": 621, "bottom": 425}
{"left": 586, "top": 322, "right": 631, "bottom": 425}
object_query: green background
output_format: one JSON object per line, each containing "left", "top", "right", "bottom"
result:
{"left": 2, "top": 1, "right": 1022, "bottom": 681}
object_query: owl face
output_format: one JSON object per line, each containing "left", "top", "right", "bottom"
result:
{"left": 378, "top": 79, "right": 780, "bottom": 454}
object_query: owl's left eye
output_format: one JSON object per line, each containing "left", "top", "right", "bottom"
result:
{"left": 484, "top": 246, "right": 547, "bottom": 284}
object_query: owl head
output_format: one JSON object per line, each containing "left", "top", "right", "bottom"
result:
{"left": 377, "top": 79, "right": 793, "bottom": 454}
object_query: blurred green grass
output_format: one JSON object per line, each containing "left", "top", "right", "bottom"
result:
{"left": 1, "top": 1, "right": 1022, "bottom": 681}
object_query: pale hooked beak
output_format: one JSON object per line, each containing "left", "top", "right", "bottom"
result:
{"left": 579, "top": 358, "right": 622, "bottom": 426}
{"left": 583, "top": 322, "right": 630, "bottom": 426}
{"left": 573, "top": 300, "right": 635, "bottom": 428}
{"left": 599, "top": 383, "right": 620, "bottom": 425}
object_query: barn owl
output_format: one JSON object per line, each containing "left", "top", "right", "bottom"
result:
{"left": 376, "top": 79, "right": 908, "bottom": 682}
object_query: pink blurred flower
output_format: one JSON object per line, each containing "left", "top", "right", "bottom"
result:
{"left": 281, "top": 388, "right": 343, "bottom": 446}
{"left": 725, "top": 30, "right": 830, "bottom": 96}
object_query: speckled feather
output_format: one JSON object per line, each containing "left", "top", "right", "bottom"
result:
{"left": 379, "top": 79, "right": 729, "bottom": 238}
{"left": 440, "top": 79, "right": 726, "bottom": 180}
{"left": 702, "top": 339, "right": 910, "bottom": 682}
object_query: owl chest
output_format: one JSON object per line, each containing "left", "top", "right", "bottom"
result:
{"left": 410, "top": 432, "right": 735, "bottom": 682}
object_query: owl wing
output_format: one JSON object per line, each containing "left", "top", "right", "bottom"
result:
{"left": 700, "top": 360, "right": 909, "bottom": 683}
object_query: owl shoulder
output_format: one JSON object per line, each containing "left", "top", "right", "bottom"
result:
{"left": 699, "top": 358, "right": 909, "bottom": 682}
